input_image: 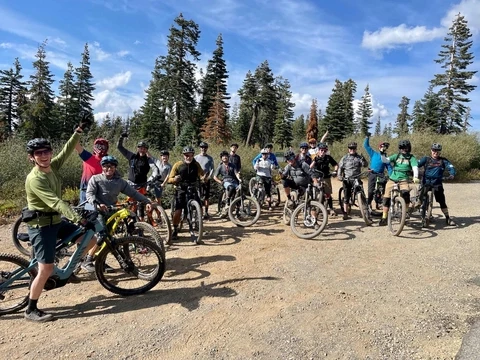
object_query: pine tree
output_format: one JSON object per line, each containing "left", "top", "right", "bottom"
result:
{"left": 158, "top": 13, "right": 201, "bottom": 144}
{"left": 394, "top": 96, "right": 410, "bottom": 136}
{"left": 229, "top": 102, "right": 239, "bottom": 138}
{"left": 374, "top": 115, "right": 381, "bottom": 136}
{"left": 431, "top": 13, "right": 477, "bottom": 133}
{"left": 20, "top": 40, "right": 56, "bottom": 139}
{"left": 201, "top": 83, "right": 230, "bottom": 145}
{"left": 292, "top": 114, "right": 306, "bottom": 143}
{"left": 323, "top": 79, "right": 348, "bottom": 142}
{"left": 75, "top": 43, "right": 95, "bottom": 120}
{"left": 198, "top": 34, "right": 229, "bottom": 129}
{"left": 355, "top": 84, "right": 373, "bottom": 137}
{"left": 306, "top": 98, "right": 319, "bottom": 141}
{"left": 386, "top": 123, "right": 393, "bottom": 138}
{"left": 57, "top": 62, "right": 78, "bottom": 139}
{"left": 343, "top": 79, "right": 357, "bottom": 135}
{"left": 237, "top": 70, "right": 259, "bottom": 146}
{"left": 178, "top": 119, "right": 200, "bottom": 147}
{"left": 0, "top": 58, "right": 27, "bottom": 139}
{"left": 462, "top": 106, "right": 472, "bottom": 132}
{"left": 273, "top": 77, "right": 294, "bottom": 148}
{"left": 413, "top": 86, "right": 441, "bottom": 132}
{"left": 254, "top": 60, "right": 276, "bottom": 146}
{"left": 410, "top": 100, "right": 424, "bottom": 133}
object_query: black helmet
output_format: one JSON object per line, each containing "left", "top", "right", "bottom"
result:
{"left": 299, "top": 142, "right": 309, "bottom": 149}
{"left": 347, "top": 142, "right": 357, "bottom": 149}
{"left": 100, "top": 155, "right": 119, "bottom": 167}
{"left": 199, "top": 141, "right": 208, "bottom": 148}
{"left": 284, "top": 150, "right": 295, "bottom": 161}
{"left": 137, "top": 141, "right": 149, "bottom": 149}
{"left": 398, "top": 140, "right": 411, "bottom": 151}
{"left": 431, "top": 143, "right": 442, "bottom": 151}
{"left": 160, "top": 150, "right": 170, "bottom": 156}
{"left": 220, "top": 150, "right": 229, "bottom": 158}
{"left": 317, "top": 142, "right": 328, "bottom": 150}
{"left": 182, "top": 146, "right": 195, "bottom": 154}
{"left": 26, "top": 138, "right": 52, "bottom": 155}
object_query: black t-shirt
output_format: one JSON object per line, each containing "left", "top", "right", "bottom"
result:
{"left": 311, "top": 155, "right": 337, "bottom": 178}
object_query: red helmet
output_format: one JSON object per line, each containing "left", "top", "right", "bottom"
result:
{"left": 93, "top": 138, "right": 109, "bottom": 156}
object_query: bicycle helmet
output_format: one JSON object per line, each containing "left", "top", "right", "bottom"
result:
{"left": 93, "top": 138, "right": 109, "bottom": 156}
{"left": 199, "top": 141, "right": 208, "bottom": 148}
{"left": 317, "top": 142, "right": 328, "bottom": 150}
{"left": 26, "top": 138, "right": 52, "bottom": 155}
{"left": 261, "top": 148, "right": 270, "bottom": 154}
{"left": 284, "top": 150, "right": 295, "bottom": 161}
{"left": 220, "top": 150, "right": 229, "bottom": 158}
{"left": 100, "top": 155, "right": 118, "bottom": 167}
{"left": 347, "top": 142, "right": 357, "bottom": 149}
{"left": 431, "top": 143, "right": 442, "bottom": 151}
{"left": 160, "top": 150, "right": 170, "bottom": 156}
{"left": 379, "top": 142, "right": 390, "bottom": 149}
{"left": 398, "top": 139, "right": 411, "bottom": 151}
{"left": 137, "top": 140, "right": 149, "bottom": 149}
{"left": 182, "top": 146, "right": 195, "bottom": 154}
{"left": 299, "top": 142, "right": 309, "bottom": 149}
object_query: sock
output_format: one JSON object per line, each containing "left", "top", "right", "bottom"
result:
{"left": 382, "top": 213, "right": 387, "bottom": 219}
{"left": 27, "top": 298, "right": 38, "bottom": 313}
{"left": 441, "top": 208, "right": 449, "bottom": 218}
{"left": 85, "top": 254, "right": 94, "bottom": 262}
{"left": 287, "top": 194, "right": 291, "bottom": 200}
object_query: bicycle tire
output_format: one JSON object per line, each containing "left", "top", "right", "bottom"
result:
{"left": 12, "top": 216, "right": 31, "bottom": 257}
{"left": 338, "top": 187, "right": 345, "bottom": 214}
{"left": 217, "top": 190, "right": 227, "bottom": 217}
{"left": 283, "top": 191, "right": 297, "bottom": 225}
{"left": 426, "top": 191, "right": 434, "bottom": 226}
{"left": 249, "top": 177, "right": 257, "bottom": 196}
{"left": 290, "top": 201, "right": 328, "bottom": 239}
{"left": 357, "top": 192, "right": 373, "bottom": 226}
{"left": 188, "top": 200, "right": 203, "bottom": 244}
{"left": 148, "top": 207, "right": 172, "bottom": 246}
{"left": 272, "top": 185, "right": 281, "bottom": 206}
{"left": 228, "top": 195, "right": 261, "bottom": 227}
{"left": 129, "top": 221, "right": 166, "bottom": 255}
{"left": 388, "top": 196, "right": 407, "bottom": 236}
{"left": 94, "top": 236, "right": 165, "bottom": 296}
{"left": 0, "top": 253, "right": 37, "bottom": 315}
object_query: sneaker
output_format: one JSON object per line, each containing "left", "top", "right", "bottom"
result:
{"left": 104, "top": 263, "right": 115, "bottom": 273}
{"left": 379, "top": 218, "right": 388, "bottom": 226}
{"left": 268, "top": 207, "right": 273, "bottom": 211}
{"left": 287, "top": 199, "right": 294, "bottom": 208}
{"left": 81, "top": 261, "right": 95, "bottom": 273}
{"left": 172, "top": 230, "right": 179, "bottom": 240}
{"left": 203, "top": 213, "right": 210, "bottom": 220}
{"left": 25, "top": 308, "right": 54, "bottom": 322}
{"left": 329, "top": 209, "right": 337, "bottom": 217}
{"left": 446, "top": 217, "right": 456, "bottom": 226}
{"left": 342, "top": 214, "right": 349, "bottom": 220}
{"left": 191, "top": 234, "right": 203, "bottom": 244}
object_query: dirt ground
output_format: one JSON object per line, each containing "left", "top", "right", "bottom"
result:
{"left": 1, "top": 181, "right": 480, "bottom": 360}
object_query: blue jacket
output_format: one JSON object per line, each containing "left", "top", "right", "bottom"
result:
{"left": 418, "top": 156, "right": 455, "bottom": 186}
{"left": 363, "top": 138, "right": 392, "bottom": 175}
{"left": 252, "top": 153, "right": 279, "bottom": 167}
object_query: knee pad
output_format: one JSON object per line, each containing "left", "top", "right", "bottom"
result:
{"left": 227, "top": 185, "right": 235, "bottom": 198}
{"left": 383, "top": 198, "right": 391, "bottom": 207}
{"left": 401, "top": 190, "right": 410, "bottom": 203}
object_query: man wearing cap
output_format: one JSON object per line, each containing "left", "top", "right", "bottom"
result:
{"left": 195, "top": 142, "right": 215, "bottom": 219}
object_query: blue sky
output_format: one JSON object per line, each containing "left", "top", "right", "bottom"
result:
{"left": 0, "top": 0, "right": 479, "bottom": 130}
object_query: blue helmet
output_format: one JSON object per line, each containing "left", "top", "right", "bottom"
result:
{"left": 100, "top": 155, "right": 118, "bottom": 167}
{"left": 299, "top": 142, "right": 308, "bottom": 149}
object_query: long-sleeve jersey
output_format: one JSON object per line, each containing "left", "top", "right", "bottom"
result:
{"left": 117, "top": 137, "right": 157, "bottom": 184}
{"left": 25, "top": 132, "right": 82, "bottom": 226}
{"left": 252, "top": 152, "right": 279, "bottom": 167}
{"left": 86, "top": 172, "right": 151, "bottom": 206}
{"left": 363, "top": 138, "right": 392, "bottom": 175}
{"left": 168, "top": 159, "right": 205, "bottom": 185}
{"left": 282, "top": 161, "right": 311, "bottom": 187}
{"left": 338, "top": 153, "right": 368, "bottom": 179}
{"left": 418, "top": 156, "right": 455, "bottom": 186}
{"left": 254, "top": 158, "right": 274, "bottom": 178}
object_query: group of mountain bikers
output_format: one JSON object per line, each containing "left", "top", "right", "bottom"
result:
{"left": 21, "top": 113, "right": 457, "bottom": 322}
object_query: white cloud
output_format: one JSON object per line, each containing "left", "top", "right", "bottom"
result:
{"left": 0, "top": 42, "right": 13, "bottom": 49}
{"left": 93, "top": 89, "right": 144, "bottom": 119}
{"left": 362, "top": 24, "right": 444, "bottom": 50}
{"left": 441, "top": 0, "right": 480, "bottom": 34}
{"left": 116, "top": 50, "right": 129, "bottom": 57}
{"left": 133, "top": 40, "right": 142, "bottom": 45}
{"left": 97, "top": 71, "right": 132, "bottom": 90}
{"left": 91, "top": 41, "right": 111, "bottom": 61}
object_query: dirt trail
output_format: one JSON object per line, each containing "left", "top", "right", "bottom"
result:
{"left": 1, "top": 182, "right": 479, "bottom": 359}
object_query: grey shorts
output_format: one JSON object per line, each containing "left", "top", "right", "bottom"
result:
{"left": 28, "top": 220, "right": 81, "bottom": 264}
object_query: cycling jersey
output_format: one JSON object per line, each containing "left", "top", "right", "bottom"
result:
{"left": 78, "top": 150, "right": 103, "bottom": 192}
{"left": 117, "top": 137, "right": 156, "bottom": 184}
{"left": 214, "top": 162, "right": 238, "bottom": 183}
{"left": 387, "top": 153, "right": 419, "bottom": 182}
{"left": 283, "top": 161, "right": 311, "bottom": 187}
{"left": 418, "top": 156, "right": 455, "bottom": 186}
{"left": 338, "top": 153, "right": 367, "bottom": 179}
{"left": 168, "top": 159, "right": 205, "bottom": 185}
{"left": 254, "top": 158, "right": 274, "bottom": 178}
{"left": 311, "top": 155, "right": 337, "bottom": 178}
{"left": 363, "top": 138, "right": 392, "bottom": 175}
{"left": 252, "top": 153, "right": 279, "bottom": 167}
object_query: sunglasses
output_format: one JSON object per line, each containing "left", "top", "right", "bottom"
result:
{"left": 102, "top": 164, "right": 116, "bottom": 169}
{"left": 33, "top": 149, "right": 52, "bottom": 157}
{"left": 319, "top": 149, "right": 327, "bottom": 152}
{"left": 95, "top": 144, "right": 108, "bottom": 151}
{"left": 184, "top": 153, "right": 194, "bottom": 157}
{"left": 348, "top": 147, "right": 357, "bottom": 150}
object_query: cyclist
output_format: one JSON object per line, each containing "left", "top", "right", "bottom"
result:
{"left": 75, "top": 137, "right": 109, "bottom": 203}
{"left": 148, "top": 149, "right": 172, "bottom": 202}
{"left": 229, "top": 143, "right": 242, "bottom": 173}
{"left": 252, "top": 143, "right": 279, "bottom": 167}
{"left": 282, "top": 150, "right": 312, "bottom": 208}
{"left": 378, "top": 139, "right": 419, "bottom": 226}
{"left": 297, "top": 142, "right": 312, "bottom": 166}
{"left": 214, "top": 150, "right": 242, "bottom": 213}
{"left": 24, "top": 124, "right": 95, "bottom": 322}
{"left": 417, "top": 143, "right": 456, "bottom": 226}
{"left": 307, "top": 138, "right": 318, "bottom": 156}
{"left": 117, "top": 135, "right": 158, "bottom": 220}
{"left": 338, "top": 142, "right": 368, "bottom": 220}
{"left": 168, "top": 146, "right": 205, "bottom": 243}
{"left": 253, "top": 148, "right": 275, "bottom": 210}
{"left": 310, "top": 142, "right": 338, "bottom": 216}
{"left": 363, "top": 135, "right": 392, "bottom": 211}
{"left": 194, "top": 142, "right": 215, "bottom": 219}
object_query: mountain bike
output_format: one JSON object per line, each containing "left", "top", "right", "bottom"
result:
{"left": 372, "top": 172, "right": 388, "bottom": 211}
{"left": 228, "top": 182, "right": 261, "bottom": 227}
{"left": 171, "top": 181, "right": 203, "bottom": 244}
{"left": 0, "top": 207, "right": 165, "bottom": 316}
{"left": 386, "top": 180, "right": 419, "bottom": 236}
{"left": 338, "top": 172, "right": 372, "bottom": 226}
{"left": 290, "top": 182, "right": 328, "bottom": 239}
{"left": 419, "top": 177, "right": 449, "bottom": 228}
{"left": 312, "top": 169, "right": 337, "bottom": 215}
{"left": 249, "top": 175, "right": 281, "bottom": 208}
{"left": 282, "top": 187, "right": 304, "bottom": 225}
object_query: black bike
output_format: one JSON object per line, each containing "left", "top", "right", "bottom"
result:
{"left": 170, "top": 181, "right": 203, "bottom": 244}
{"left": 338, "top": 172, "right": 373, "bottom": 226}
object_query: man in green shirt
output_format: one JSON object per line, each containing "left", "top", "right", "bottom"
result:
{"left": 24, "top": 123, "right": 95, "bottom": 322}
{"left": 379, "top": 139, "right": 419, "bottom": 226}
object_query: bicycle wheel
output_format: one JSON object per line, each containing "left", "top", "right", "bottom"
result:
{"left": 129, "top": 221, "right": 166, "bottom": 255}
{"left": 0, "top": 253, "right": 37, "bottom": 315}
{"left": 290, "top": 201, "right": 328, "bottom": 239}
{"left": 187, "top": 200, "right": 203, "bottom": 244}
{"left": 228, "top": 195, "right": 261, "bottom": 227}
{"left": 94, "top": 236, "right": 165, "bottom": 296}
{"left": 148, "top": 207, "right": 172, "bottom": 246}
{"left": 338, "top": 187, "right": 345, "bottom": 214}
{"left": 388, "top": 196, "right": 407, "bottom": 236}
{"left": 217, "top": 190, "right": 228, "bottom": 217}
{"left": 12, "top": 216, "right": 31, "bottom": 257}
{"left": 272, "top": 184, "right": 281, "bottom": 206}
{"left": 283, "top": 192, "right": 297, "bottom": 225}
{"left": 357, "top": 192, "right": 373, "bottom": 226}
{"left": 249, "top": 177, "right": 258, "bottom": 196}
{"left": 426, "top": 191, "right": 434, "bottom": 225}
{"left": 171, "top": 199, "right": 184, "bottom": 231}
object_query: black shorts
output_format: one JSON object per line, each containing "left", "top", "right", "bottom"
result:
{"left": 201, "top": 180, "right": 211, "bottom": 200}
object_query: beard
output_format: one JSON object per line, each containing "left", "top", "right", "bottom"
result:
{"left": 184, "top": 158, "right": 193, "bottom": 164}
